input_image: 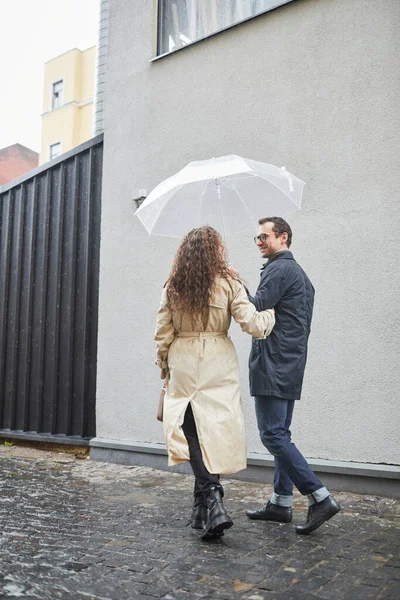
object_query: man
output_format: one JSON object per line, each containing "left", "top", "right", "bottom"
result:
{"left": 245, "top": 217, "right": 340, "bottom": 535}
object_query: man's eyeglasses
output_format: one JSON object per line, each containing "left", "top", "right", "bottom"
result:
{"left": 254, "top": 233, "right": 279, "bottom": 244}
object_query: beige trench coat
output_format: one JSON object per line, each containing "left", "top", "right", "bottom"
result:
{"left": 155, "top": 276, "right": 275, "bottom": 475}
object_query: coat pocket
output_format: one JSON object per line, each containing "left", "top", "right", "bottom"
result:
{"left": 251, "top": 338, "right": 261, "bottom": 356}
{"left": 262, "top": 330, "right": 280, "bottom": 358}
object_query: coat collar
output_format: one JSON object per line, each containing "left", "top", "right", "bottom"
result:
{"left": 261, "top": 250, "right": 294, "bottom": 270}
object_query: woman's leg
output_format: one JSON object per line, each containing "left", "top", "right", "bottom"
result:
{"left": 182, "top": 403, "right": 222, "bottom": 499}
{"left": 182, "top": 404, "right": 233, "bottom": 535}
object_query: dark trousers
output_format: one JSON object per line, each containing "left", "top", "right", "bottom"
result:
{"left": 255, "top": 395, "right": 323, "bottom": 497}
{"left": 182, "top": 403, "right": 222, "bottom": 504}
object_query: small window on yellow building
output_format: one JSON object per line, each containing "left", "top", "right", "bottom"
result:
{"left": 49, "top": 142, "right": 62, "bottom": 161}
{"left": 52, "top": 80, "right": 64, "bottom": 109}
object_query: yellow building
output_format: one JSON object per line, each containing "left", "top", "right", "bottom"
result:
{"left": 39, "top": 47, "right": 96, "bottom": 165}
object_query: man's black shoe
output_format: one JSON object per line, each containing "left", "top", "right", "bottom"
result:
{"left": 295, "top": 496, "right": 340, "bottom": 535}
{"left": 191, "top": 503, "right": 207, "bottom": 530}
{"left": 246, "top": 501, "right": 292, "bottom": 523}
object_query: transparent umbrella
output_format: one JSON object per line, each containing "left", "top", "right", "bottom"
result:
{"left": 135, "top": 155, "right": 304, "bottom": 241}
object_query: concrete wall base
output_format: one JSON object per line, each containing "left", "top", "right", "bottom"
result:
{"left": 90, "top": 438, "right": 400, "bottom": 499}
{"left": 0, "top": 430, "right": 90, "bottom": 446}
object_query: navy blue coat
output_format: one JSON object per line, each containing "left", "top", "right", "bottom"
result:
{"left": 248, "top": 251, "right": 314, "bottom": 400}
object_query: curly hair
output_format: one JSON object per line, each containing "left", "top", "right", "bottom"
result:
{"left": 166, "top": 226, "right": 233, "bottom": 327}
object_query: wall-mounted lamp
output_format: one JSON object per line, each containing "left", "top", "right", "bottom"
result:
{"left": 133, "top": 189, "right": 147, "bottom": 209}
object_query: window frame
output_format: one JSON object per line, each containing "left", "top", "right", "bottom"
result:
{"left": 51, "top": 79, "right": 64, "bottom": 110}
{"left": 49, "top": 142, "right": 62, "bottom": 161}
{"left": 153, "top": 0, "right": 297, "bottom": 60}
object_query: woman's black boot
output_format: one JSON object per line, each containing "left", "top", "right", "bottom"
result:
{"left": 191, "top": 502, "right": 208, "bottom": 529}
{"left": 202, "top": 487, "right": 233, "bottom": 538}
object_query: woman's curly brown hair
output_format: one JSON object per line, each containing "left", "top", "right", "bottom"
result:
{"left": 166, "top": 226, "right": 233, "bottom": 327}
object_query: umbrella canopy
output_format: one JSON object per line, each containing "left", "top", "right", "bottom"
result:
{"left": 135, "top": 155, "right": 304, "bottom": 239}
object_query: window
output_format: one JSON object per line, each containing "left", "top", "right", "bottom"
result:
{"left": 157, "top": 0, "right": 293, "bottom": 56}
{"left": 49, "top": 142, "right": 62, "bottom": 160}
{"left": 52, "top": 80, "right": 64, "bottom": 109}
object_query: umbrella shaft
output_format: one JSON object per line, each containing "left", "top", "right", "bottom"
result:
{"left": 215, "top": 178, "right": 221, "bottom": 201}
{"left": 214, "top": 178, "right": 229, "bottom": 262}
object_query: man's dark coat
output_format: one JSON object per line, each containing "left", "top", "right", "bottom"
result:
{"left": 248, "top": 251, "right": 314, "bottom": 400}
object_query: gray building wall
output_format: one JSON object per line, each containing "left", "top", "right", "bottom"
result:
{"left": 95, "top": 0, "right": 400, "bottom": 469}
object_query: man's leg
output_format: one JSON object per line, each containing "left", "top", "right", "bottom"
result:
{"left": 248, "top": 395, "right": 340, "bottom": 533}
{"left": 247, "top": 396, "right": 295, "bottom": 522}
{"left": 271, "top": 400, "right": 295, "bottom": 507}
{"left": 255, "top": 395, "right": 328, "bottom": 498}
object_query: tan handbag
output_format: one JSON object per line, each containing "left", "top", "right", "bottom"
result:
{"left": 157, "top": 380, "right": 167, "bottom": 422}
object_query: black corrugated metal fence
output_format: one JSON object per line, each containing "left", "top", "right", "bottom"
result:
{"left": 0, "top": 136, "right": 103, "bottom": 444}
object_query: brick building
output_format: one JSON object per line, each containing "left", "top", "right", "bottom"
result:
{"left": 0, "top": 144, "right": 38, "bottom": 186}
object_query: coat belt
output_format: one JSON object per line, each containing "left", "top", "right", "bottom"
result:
{"left": 176, "top": 331, "right": 228, "bottom": 358}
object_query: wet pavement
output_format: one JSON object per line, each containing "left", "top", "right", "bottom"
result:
{"left": 0, "top": 445, "right": 399, "bottom": 599}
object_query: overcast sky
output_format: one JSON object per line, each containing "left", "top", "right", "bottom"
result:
{"left": 0, "top": 0, "right": 99, "bottom": 153}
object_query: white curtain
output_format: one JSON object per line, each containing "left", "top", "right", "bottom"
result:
{"left": 160, "top": 0, "right": 288, "bottom": 55}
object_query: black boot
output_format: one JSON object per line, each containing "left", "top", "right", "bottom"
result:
{"left": 202, "top": 487, "right": 233, "bottom": 538}
{"left": 190, "top": 502, "right": 208, "bottom": 530}
{"left": 246, "top": 501, "right": 292, "bottom": 523}
{"left": 295, "top": 496, "right": 340, "bottom": 535}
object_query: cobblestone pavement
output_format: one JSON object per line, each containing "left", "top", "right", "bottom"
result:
{"left": 0, "top": 446, "right": 399, "bottom": 600}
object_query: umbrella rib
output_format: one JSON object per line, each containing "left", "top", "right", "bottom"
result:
{"left": 219, "top": 174, "right": 254, "bottom": 182}
{"left": 224, "top": 179, "right": 259, "bottom": 230}
{"left": 256, "top": 173, "right": 301, "bottom": 207}
{"left": 148, "top": 183, "right": 185, "bottom": 234}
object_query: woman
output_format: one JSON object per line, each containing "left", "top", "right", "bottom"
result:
{"left": 155, "top": 226, "right": 275, "bottom": 538}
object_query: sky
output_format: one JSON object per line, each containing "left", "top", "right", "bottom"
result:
{"left": 0, "top": 0, "right": 99, "bottom": 153}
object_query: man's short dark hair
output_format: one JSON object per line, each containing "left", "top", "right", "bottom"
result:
{"left": 258, "top": 217, "right": 292, "bottom": 248}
